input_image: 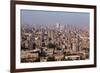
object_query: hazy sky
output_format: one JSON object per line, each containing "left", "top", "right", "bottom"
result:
{"left": 21, "top": 9, "right": 90, "bottom": 28}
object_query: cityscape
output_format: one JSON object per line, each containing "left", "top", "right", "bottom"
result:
{"left": 21, "top": 10, "right": 90, "bottom": 63}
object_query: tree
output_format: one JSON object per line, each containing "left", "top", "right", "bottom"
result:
{"left": 47, "top": 43, "right": 56, "bottom": 48}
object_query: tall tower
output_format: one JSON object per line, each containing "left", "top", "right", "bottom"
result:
{"left": 56, "top": 23, "right": 60, "bottom": 29}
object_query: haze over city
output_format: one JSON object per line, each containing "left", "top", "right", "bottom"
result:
{"left": 21, "top": 10, "right": 90, "bottom": 29}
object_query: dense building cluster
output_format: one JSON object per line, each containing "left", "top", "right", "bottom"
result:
{"left": 21, "top": 23, "right": 89, "bottom": 62}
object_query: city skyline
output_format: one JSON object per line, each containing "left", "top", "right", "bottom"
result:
{"left": 21, "top": 9, "right": 90, "bottom": 63}
{"left": 21, "top": 10, "right": 90, "bottom": 29}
